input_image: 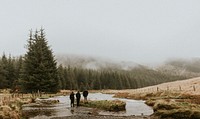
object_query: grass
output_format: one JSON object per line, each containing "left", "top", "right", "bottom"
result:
{"left": 113, "top": 90, "right": 200, "bottom": 119}
{"left": 0, "top": 92, "right": 63, "bottom": 119}
{"left": 0, "top": 98, "right": 24, "bottom": 119}
{"left": 155, "top": 109, "right": 200, "bottom": 119}
{"left": 142, "top": 92, "right": 200, "bottom": 119}
{"left": 80, "top": 100, "right": 126, "bottom": 112}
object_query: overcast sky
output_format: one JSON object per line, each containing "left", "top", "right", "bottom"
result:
{"left": 1, "top": 0, "right": 200, "bottom": 65}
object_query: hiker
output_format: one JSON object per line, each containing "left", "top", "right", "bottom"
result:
{"left": 70, "top": 91, "right": 75, "bottom": 107}
{"left": 76, "top": 91, "right": 81, "bottom": 106}
{"left": 83, "top": 90, "right": 88, "bottom": 102}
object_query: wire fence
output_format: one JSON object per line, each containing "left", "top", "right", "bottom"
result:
{"left": 131, "top": 84, "right": 199, "bottom": 94}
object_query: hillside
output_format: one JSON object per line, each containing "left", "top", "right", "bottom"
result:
{"left": 56, "top": 55, "right": 200, "bottom": 77}
{"left": 56, "top": 55, "right": 199, "bottom": 89}
{"left": 157, "top": 58, "right": 200, "bottom": 77}
{"left": 56, "top": 54, "right": 140, "bottom": 70}
{"left": 138, "top": 76, "right": 200, "bottom": 95}
{"left": 104, "top": 77, "right": 200, "bottom": 95}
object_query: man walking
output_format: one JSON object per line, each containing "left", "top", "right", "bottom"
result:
{"left": 70, "top": 91, "right": 75, "bottom": 107}
{"left": 76, "top": 91, "right": 81, "bottom": 106}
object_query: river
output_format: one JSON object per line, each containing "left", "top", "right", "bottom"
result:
{"left": 22, "top": 93, "right": 153, "bottom": 119}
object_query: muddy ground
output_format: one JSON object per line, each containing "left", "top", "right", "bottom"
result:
{"left": 52, "top": 115, "right": 154, "bottom": 119}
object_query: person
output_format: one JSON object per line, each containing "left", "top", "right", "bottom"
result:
{"left": 83, "top": 90, "right": 88, "bottom": 102}
{"left": 76, "top": 91, "right": 81, "bottom": 106}
{"left": 69, "top": 91, "right": 75, "bottom": 107}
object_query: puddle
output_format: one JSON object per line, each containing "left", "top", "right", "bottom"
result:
{"left": 22, "top": 93, "right": 153, "bottom": 118}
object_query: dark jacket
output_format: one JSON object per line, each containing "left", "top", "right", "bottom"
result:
{"left": 70, "top": 92, "right": 75, "bottom": 100}
{"left": 83, "top": 90, "right": 88, "bottom": 97}
{"left": 76, "top": 92, "right": 81, "bottom": 99}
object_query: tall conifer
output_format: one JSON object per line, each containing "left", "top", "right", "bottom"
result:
{"left": 20, "top": 29, "right": 58, "bottom": 93}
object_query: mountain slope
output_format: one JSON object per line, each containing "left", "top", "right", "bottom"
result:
{"left": 107, "top": 77, "right": 200, "bottom": 95}
{"left": 56, "top": 54, "right": 140, "bottom": 70}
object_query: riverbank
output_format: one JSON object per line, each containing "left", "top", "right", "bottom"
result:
{"left": 0, "top": 92, "right": 63, "bottom": 119}
{"left": 99, "top": 77, "right": 200, "bottom": 119}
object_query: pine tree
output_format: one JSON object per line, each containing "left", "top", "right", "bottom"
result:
{"left": 0, "top": 54, "right": 7, "bottom": 89}
{"left": 20, "top": 29, "right": 59, "bottom": 93}
{"left": 0, "top": 54, "right": 9, "bottom": 88}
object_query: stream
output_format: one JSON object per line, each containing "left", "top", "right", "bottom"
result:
{"left": 22, "top": 93, "right": 153, "bottom": 119}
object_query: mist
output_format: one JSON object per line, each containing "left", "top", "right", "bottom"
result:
{"left": 1, "top": 0, "right": 200, "bottom": 65}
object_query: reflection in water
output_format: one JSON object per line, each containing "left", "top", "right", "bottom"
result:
{"left": 70, "top": 108, "right": 74, "bottom": 114}
{"left": 22, "top": 93, "right": 153, "bottom": 119}
{"left": 22, "top": 109, "right": 56, "bottom": 118}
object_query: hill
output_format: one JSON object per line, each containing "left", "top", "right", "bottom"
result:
{"left": 104, "top": 77, "right": 200, "bottom": 95}
{"left": 56, "top": 54, "right": 140, "bottom": 70}
{"left": 157, "top": 58, "right": 200, "bottom": 78}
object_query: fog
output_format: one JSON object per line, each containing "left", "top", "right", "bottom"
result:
{"left": 1, "top": 0, "right": 200, "bottom": 65}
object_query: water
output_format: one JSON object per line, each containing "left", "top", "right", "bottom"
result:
{"left": 22, "top": 93, "right": 153, "bottom": 118}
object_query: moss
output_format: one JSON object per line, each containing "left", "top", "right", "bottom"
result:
{"left": 80, "top": 100, "right": 126, "bottom": 112}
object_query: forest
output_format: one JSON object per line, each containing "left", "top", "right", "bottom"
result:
{"left": 0, "top": 53, "right": 188, "bottom": 92}
{"left": 0, "top": 29, "right": 189, "bottom": 93}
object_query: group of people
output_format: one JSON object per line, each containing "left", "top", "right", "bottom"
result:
{"left": 69, "top": 90, "right": 88, "bottom": 107}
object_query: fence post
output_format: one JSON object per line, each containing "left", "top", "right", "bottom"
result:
{"left": 179, "top": 86, "right": 181, "bottom": 91}
{"left": 193, "top": 85, "right": 196, "bottom": 91}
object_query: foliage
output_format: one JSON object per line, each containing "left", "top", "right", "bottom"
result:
{"left": 80, "top": 100, "right": 126, "bottom": 111}
{"left": 0, "top": 53, "right": 189, "bottom": 91}
{"left": 19, "top": 29, "right": 59, "bottom": 93}
{"left": 0, "top": 54, "right": 23, "bottom": 90}
{"left": 56, "top": 66, "right": 188, "bottom": 90}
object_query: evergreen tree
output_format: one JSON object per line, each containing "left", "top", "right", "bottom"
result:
{"left": 0, "top": 55, "right": 7, "bottom": 89}
{"left": 20, "top": 29, "right": 59, "bottom": 93}
{"left": 0, "top": 54, "right": 9, "bottom": 88}
{"left": 7, "top": 55, "right": 16, "bottom": 89}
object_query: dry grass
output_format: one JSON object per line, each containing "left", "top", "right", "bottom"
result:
{"left": 80, "top": 99, "right": 126, "bottom": 112}
{"left": 98, "top": 77, "right": 200, "bottom": 119}
{"left": 100, "top": 77, "right": 200, "bottom": 96}
{"left": 0, "top": 92, "right": 63, "bottom": 119}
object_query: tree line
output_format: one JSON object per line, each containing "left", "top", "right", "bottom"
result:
{"left": 0, "top": 29, "right": 188, "bottom": 93}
